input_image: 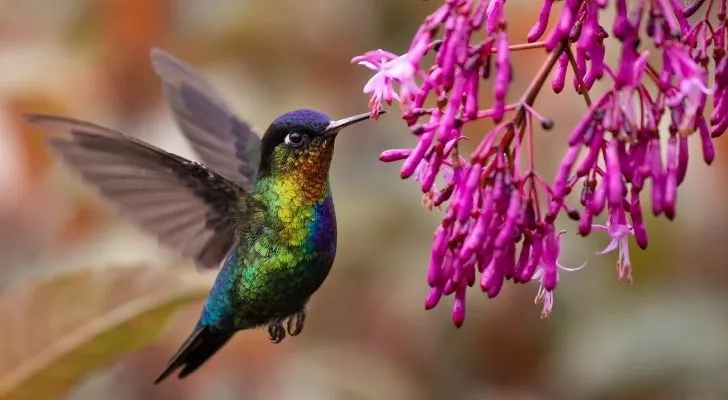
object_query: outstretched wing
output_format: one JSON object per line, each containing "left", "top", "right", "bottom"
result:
{"left": 26, "top": 114, "right": 262, "bottom": 271}
{"left": 151, "top": 48, "right": 261, "bottom": 192}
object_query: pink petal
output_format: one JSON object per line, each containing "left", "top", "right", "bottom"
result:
{"left": 597, "top": 239, "right": 620, "bottom": 255}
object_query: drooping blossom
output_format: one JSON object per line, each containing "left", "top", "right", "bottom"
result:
{"left": 593, "top": 206, "right": 634, "bottom": 283}
{"left": 354, "top": 0, "right": 727, "bottom": 326}
{"left": 352, "top": 49, "right": 419, "bottom": 118}
{"left": 532, "top": 227, "right": 586, "bottom": 318}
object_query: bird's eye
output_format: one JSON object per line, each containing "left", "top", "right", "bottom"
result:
{"left": 284, "top": 132, "right": 307, "bottom": 148}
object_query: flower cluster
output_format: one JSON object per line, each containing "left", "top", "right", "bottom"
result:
{"left": 353, "top": 0, "right": 728, "bottom": 326}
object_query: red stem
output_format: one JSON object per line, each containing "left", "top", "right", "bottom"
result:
{"left": 509, "top": 41, "right": 546, "bottom": 52}
{"left": 565, "top": 45, "right": 593, "bottom": 107}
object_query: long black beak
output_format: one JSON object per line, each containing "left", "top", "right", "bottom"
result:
{"left": 324, "top": 110, "right": 385, "bottom": 135}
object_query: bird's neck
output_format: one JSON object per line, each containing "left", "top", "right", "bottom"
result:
{"left": 254, "top": 170, "right": 331, "bottom": 216}
{"left": 253, "top": 173, "right": 335, "bottom": 251}
{"left": 254, "top": 169, "right": 331, "bottom": 205}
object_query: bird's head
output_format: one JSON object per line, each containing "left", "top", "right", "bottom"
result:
{"left": 257, "top": 109, "right": 377, "bottom": 180}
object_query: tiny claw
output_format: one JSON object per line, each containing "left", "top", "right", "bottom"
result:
{"left": 268, "top": 319, "right": 286, "bottom": 343}
{"left": 286, "top": 308, "right": 307, "bottom": 336}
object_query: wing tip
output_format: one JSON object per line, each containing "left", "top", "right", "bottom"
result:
{"left": 194, "top": 263, "right": 221, "bottom": 274}
{"left": 150, "top": 47, "right": 192, "bottom": 82}
{"left": 150, "top": 46, "right": 165, "bottom": 58}
{"left": 22, "top": 114, "right": 82, "bottom": 139}
{"left": 20, "top": 114, "right": 118, "bottom": 140}
{"left": 23, "top": 113, "right": 61, "bottom": 126}
{"left": 150, "top": 47, "right": 174, "bottom": 73}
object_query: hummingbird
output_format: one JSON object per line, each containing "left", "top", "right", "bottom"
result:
{"left": 25, "top": 48, "right": 381, "bottom": 383}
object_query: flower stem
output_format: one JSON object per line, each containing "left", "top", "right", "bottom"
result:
{"left": 682, "top": 0, "right": 707, "bottom": 18}
{"left": 509, "top": 41, "right": 546, "bottom": 52}
{"left": 495, "top": 41, "right": 566, "bottom": 161}
{"left": 565, "top": 45, "right": 593, "bottom": 107}
{"left": 513, "top": 41, "right": 568, "bottom": 129}
{"left": 704, "top": 0, "right": 716, "bottom": 20}
{"left": 645, "top": 63, "right": 663, "bottom": 88}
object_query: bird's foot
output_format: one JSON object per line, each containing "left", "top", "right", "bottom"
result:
{"left": 267, "top": 319, "right": 286, "bottom": 344}
{"left": 286, "top": 308, "right": 306, "bottom": 336}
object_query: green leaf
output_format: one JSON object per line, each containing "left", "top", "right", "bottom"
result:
{"left": 0, "top": 264, "right": 210, "bottom": 400}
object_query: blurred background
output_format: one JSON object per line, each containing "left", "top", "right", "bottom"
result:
{"left": 0, "top": 1, "right": 727, "bottom": 399}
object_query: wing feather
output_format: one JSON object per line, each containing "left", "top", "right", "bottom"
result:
{"left": 27, "top": 114, "right": 262, "bottom": 271}
{"left": 151, "top": 48, "right": 261, "bottom": 192}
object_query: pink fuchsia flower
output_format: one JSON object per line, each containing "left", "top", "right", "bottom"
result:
{"left": 532, "top": 228, "right": 586, "bottom": 319}
{"left": 663, "top": 44, "right": 714, "bottom": 133}
{"left": 354, "top": 0, "right": 727, "bottom": 327}
{"left": 593, "top": 207, "right": 634, "bottom": 283}
{"left": 351, "top": 45, "right": 428, "bottom": 119}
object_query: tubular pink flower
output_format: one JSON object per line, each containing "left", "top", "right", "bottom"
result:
{"left": 532, "top": 229, "right": 586, "bottom": 318}
{"left": 593, "top": 207, "right": 634, "bottom": 283}
{"left": 352, "top": 49, "right": 420, "bottom": 119}
{"left": 354, "top": 0, "right": 727, "bottom": 326}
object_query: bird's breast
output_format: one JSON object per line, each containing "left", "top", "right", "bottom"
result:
{"left": 230, "top": 191, "right": 336, "bottom": 320}
{"left": 272, "top": 194, "right": 337, "bottom": 279}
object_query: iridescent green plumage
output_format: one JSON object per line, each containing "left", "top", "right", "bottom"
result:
{"left": 26, "top": 48, "right": 379, "bottom": 384}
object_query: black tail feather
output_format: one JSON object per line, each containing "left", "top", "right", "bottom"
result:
{"left": 154, "top": 325, "right": 233, "bottom": 384}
